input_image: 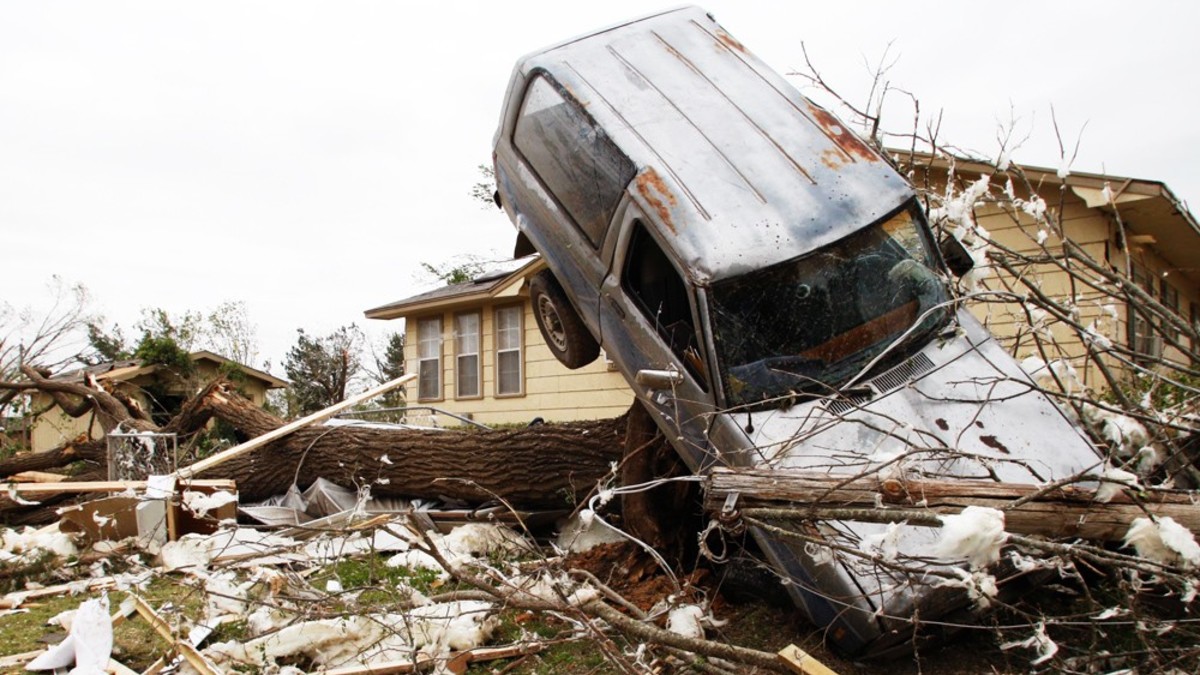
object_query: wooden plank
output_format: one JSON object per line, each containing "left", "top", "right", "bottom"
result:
{"left": 176, "top": 373, "right": 416, "bottom": 478}
{"left": 0, "top": 650, "right": 47, "bottom": 670}
{"left": 3, "top": 479, "right": 235, "bottom": 497}
{"left": 0, "top": 576, "right": 118, "bottom": 609}
{"left": 132, "top": 595, "right": 223, "bottom": 675}
{"left": 319, "top": 644, "right": 544, "bottom": 675}
{"left": 7, "top": 471, "right": 69, "bottom": 483}
{"left": 447, "top": 644, "right": 545, "bottom": 672}
{"left": 320, "top": 656, "right": 432, "bottom": 675}
{"left": 778, "top": 644, "right": 839, "bottom": 675}
{"left": 706, "top": 468, "right": 1200, "bottom": 542}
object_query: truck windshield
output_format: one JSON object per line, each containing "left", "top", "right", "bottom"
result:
{"left": 711, "top": 204, "right": 951, "bottom": 409}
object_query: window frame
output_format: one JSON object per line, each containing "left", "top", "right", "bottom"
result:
{"left": 416, "top": 316, "right": 444, "bottom": 402}
{"left": 493, "top": 304, "right": 525, "bottom": 398}
{"left": 1160, "top": 277, "right": 1181, "bottom": 342}
{"left": 620, "top": 219, "right": 708, "bottom": 388}
{"left": 1191, "top": 302, "right": 1199, "bottom": 353}
{"left": 454, "top": 311, "right": 483, "bottom": 400}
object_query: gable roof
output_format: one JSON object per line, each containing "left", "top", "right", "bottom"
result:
{"left": 53, "top": 351, "right": 287, "bottom": 389}
{"left": 364, "top": 256, "right": 544, "bottom": 320}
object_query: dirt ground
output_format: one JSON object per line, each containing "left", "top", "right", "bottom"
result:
{"left": 565, "top": 541, "right": 1026, "bottom": 674}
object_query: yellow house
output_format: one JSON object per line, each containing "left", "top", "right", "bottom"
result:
{"left": 30, "top": 350, "right": 286, "bottom": 451}
{"left": 904, "top": 152, "right": 1200, "bottom": 392}
{"left": 364, "top": 257, "right": 633, "bottom": 426}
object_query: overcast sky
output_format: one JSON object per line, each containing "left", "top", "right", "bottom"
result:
{"left": 4, "top": 1, "right": 1198, "bottom": 373}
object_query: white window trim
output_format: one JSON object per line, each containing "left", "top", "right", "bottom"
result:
{"left": 417, "top": 316, "right": 443, "bottom": 402}
{"left": 494, "top": 304, "right": 525, "bottom": 397}
{"left": 455, "top": 311, "right": 483, "bottom": 400}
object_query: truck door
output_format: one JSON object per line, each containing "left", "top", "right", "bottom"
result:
{"left": 600, "top": 203, "right": 716, "bottom": 471}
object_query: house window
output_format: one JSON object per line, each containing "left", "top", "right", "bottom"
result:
{"left": 1128, "top": 263, "right": 1191, "bottom": 362}
{"left": 455, "top": 312, "right": 481, "bottom": 399}
{"left": 1129, "top": 264, "right": 1159, "bottom": 361}
{"left": 1161, "top": 277, "right": 1181, "bottom": 342}
{"left": 513, "top": 74, "right": 635, "bottom": 248}
{"left": 495, "top": 305, "right": 524, "bottom": 396}
{"left": 1192, "top": 302, "right": 1199, "bottom": 352}
{"left": 417, "top": 317, "right": 443, "bottom": 401}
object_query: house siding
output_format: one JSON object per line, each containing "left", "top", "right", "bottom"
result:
{"left": 404, "top": 290, "right": 632, "bottom": 427}
{"left": 919, "top": 165, "right": 1200, "bottom": 392}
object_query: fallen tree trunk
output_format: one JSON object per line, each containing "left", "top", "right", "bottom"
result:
{"left": 0, "top": 437, "right": 106, "bottom": 478}
{"left": 706, "top": 467, "right": 1200, "bottom": 542}
{"left": 191, "top": 383, "right": 627, "bottom": 507}
{"left": 0, "top": 379, "right": 628, "bottom": 514}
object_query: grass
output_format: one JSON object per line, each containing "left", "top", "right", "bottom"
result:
{"left": 0, "top": 571, "right": 206, "bottom": 673}
{"left": 467, "top": 611, "right": 617, "bottom": 674}
{"left": 312, "top": 554, "right": 448, "bottom": 611}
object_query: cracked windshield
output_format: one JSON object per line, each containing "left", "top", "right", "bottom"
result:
{"left": 712, "top": 203, "right": 951, "bottom": 408}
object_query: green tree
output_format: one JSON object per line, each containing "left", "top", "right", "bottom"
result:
{"left": 136, "top": 308, "right": 204, "bottom": 351}
{"left": 417, "top": 255, "right": 490, "bottom": 286}
{"left": 469, "top": 163, "right": 497, "bottom": 209}
{"left": 132, "top": 333, "right": 194, "bottom": 374}
{"left": 82, "top": 302, "right": 261, "bottom": 368}
{"left": 372, "top": 331, "right": 406, "bottom": 416}
{"left": 283, "top": 325, "right": 365, "bottom": 416}
{"left": 82, "top": 322, "right": 130, "bottom": 363}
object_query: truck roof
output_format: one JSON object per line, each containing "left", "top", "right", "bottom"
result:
{"left": 514, "top": 6, "right": 913, "bottom": 283}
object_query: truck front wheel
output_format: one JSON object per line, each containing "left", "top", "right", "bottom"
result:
{"left": 529, "top": 270, "right": 600, "bottom": 369}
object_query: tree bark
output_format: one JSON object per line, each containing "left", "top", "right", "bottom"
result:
{"left": 12, "top": 364, "right": 155, "bottom": 435}
{"left": 0, "top": 438, "right": 105, "bottom": 478}
{"left": 189, "top": 383, "right": 627, "bottom": 507}
{"left": 620, "top": 400, "right": 698, "bottom": 555}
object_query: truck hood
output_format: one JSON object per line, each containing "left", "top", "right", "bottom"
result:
{"left": 725, "top": 310, "right": 1101, "bottom": 483}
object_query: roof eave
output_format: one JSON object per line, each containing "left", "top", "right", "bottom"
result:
{"left": 188, "top": 350, "right": 288, "bottom": 388}
{"left": 364, "top": 258, "right": 545, "bottom": 321}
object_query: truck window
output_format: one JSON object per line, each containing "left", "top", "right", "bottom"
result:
{"left": 622, "top": 222, "right": 707, "bottom": 385}
{"left": 513, "top": 74, "right": 635, "bottom": 248}
{"left": 711, "top": 204, "right": 950, "bottom": 408}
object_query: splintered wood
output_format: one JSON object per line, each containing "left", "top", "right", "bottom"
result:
{"left": 707, "top": 467, "right": 1200, "bottom": 542}
{"left": 778, "top": 644, "right": 839, "bottom": 675}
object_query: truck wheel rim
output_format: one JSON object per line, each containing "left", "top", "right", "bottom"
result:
{"left": 537, "top": 296, "right": 568, "bottom": 351}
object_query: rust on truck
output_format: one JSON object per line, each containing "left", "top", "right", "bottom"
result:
{"left": 714, "top": 27, "right": 747, "bottom": 54}
{"left": 636, "top": 167, "right": 679, "bottom": 234}
{"left": 806, "top": 100, "right": 880, "bottom": 164}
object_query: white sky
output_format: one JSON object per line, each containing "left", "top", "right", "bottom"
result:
{"left": 4, "top": 1, "right": 1198, "bottom": 373}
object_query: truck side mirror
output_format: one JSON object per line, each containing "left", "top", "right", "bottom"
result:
{"left": 636, "top": 368, "right": 684, "bottom": 390}
{"left": 939, "top": 235, "right": 975, "bottom": 277}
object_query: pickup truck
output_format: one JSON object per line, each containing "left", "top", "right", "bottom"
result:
{"left": 492, "top": 6, "right": 1102, "bottom": 655}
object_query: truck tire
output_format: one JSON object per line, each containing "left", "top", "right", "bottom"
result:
{"left": 529, "top": 270, "right": 600, "bottom": 369}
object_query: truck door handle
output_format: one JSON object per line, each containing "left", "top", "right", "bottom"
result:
{"left": 606, "top": 296, "right": 626, "bottom": 319}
